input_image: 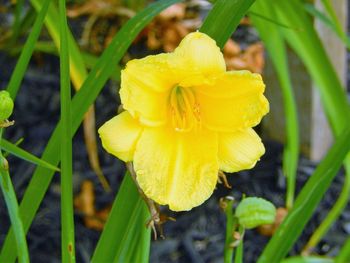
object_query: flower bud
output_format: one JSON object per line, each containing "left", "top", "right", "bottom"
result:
{"left": 235, "top": 197, "right": 276, "bottom": 229}
{"left": 0, "top": 90, "right": 14, "bottom": 121}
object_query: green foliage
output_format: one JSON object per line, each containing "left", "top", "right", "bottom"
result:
{"left": 258, "top": 125, "right": 350, "bottom": 262}
{"left": 251, "top": 1, "right": 299, "bottom": 209}
{"left": 0, "top": 139, "right": 59, "bottom": 171}
{"left": 0, "top": 129, "right": 29, "bottom": 263}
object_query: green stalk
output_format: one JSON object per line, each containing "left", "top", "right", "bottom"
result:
{"left": 223, "top": 199, "right": 236, "bottom": 263}
{"left": 0, "top": 128, "right": 29, "bottom": 263}
{"left": 233, "top": 226, "right": 244, "bottom": 263}
{"left": 59, "top": 0, "right": 75, "bottom": 261}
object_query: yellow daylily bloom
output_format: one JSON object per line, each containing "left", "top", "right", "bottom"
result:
{"left": 99, "top": 32, "right": 269, "bottom": 211}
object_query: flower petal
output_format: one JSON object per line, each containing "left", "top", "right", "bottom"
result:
{"left": 172, "top": 32, "right": 226, "bottom": 83}
{"left": 120, "top": 54, "right": 177, "bottom": 126}
{"left": 196, "top": 71, "right": 269, "bottom": 132}
{"left": 98, "top": 111, "right": 143, "bottom": 162}
{"left": 218, "top": 128, "right": 265, "bottom": 173}
{"left": 133, "top": 126, "right": 219, "bottom": 211}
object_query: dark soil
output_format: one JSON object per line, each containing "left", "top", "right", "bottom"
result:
{"left": 0, "top": 16, "right": 349, "bottom": 263}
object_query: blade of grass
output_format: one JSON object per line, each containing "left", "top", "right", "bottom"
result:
{"left": 58, "top": 0, "right": 75, "bottom": 261}
{"left": 131, "top": 205, "right": 151, "bottom": 263}
{"left": 335, "top": 237, "right": 350, "bottom": 263}
{"left": 91, "top": 173, "right": 143, "bottom": 262}
{"left": 0, "top": 129, "right": 29, "bottom": 263}
{"left": 6, "top": 0, "right": 52, "bottom": 99}
{"left": 250, "top": 1, "right": 299, "bottom": 209}
{"left": 320, "top": 0, "right": 350, "bottom": 48}
{"left": 304, "top": 3, "right": 350, "bottom": 50}
{"left": 257, "top": 125, "right": 350, "bottom": 263}
{"left": 200, "top": 0, "right": 256, "bottom": 48}
{"left": 0, "top": 139, "right": 60, "bottom": 171}
{"left": 0, "top": 1, "right": 181, "bottom": 261}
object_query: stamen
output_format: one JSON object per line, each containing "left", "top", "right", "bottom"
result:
{"left": 169, "top": 85, "right": 201, "bottom": 132}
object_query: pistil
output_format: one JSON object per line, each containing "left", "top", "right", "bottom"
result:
{"left": 169, "top": 85, "right": 201, "bottom": 132}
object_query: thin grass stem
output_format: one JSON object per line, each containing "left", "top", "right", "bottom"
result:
{"left": 0, "top": 128, "right": 29, "bottom": 263}
{"left": 58, "top": 0, "right": 75, "bottom": 261}
{"left": 223, "top": 198, "right": 236, "bottom": 263}
{"left": 336, "top": 236, "right": 350, "bottom": 263}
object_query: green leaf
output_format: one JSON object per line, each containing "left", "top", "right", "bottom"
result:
{"left": 200, "top": 0, "right": 256, "bottom": 48}
{"left": 0, "top": 139, "right": 59, "bottom": 171}
{"left": 304, "top": 3, "right": 336, "bottom": 31}
{"left": 250, "top": 1, "right": 299, "bottom": 209}
{"left": 304, "top": 2, "right": 350, "bottom": 50}
{"left": 258, "top": 125, "right": 350, "bottom": 263}
{"left": 336, "top": 237, "right": 350, "bottom": 263}
{"left": 58, "top": 0, "right": 75, "bottom": 261}
{"left": 0, "top": 130, "right": 29, "bottom": 263}
{"left": 91, "top": 173, "right": 149, "bottom": 263}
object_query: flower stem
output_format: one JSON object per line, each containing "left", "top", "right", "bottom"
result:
{"left": 0, "top": 128, "right": 29, "bottom": 263}
{"left": 223, "top": 198, "right": 237, "bottom": 263}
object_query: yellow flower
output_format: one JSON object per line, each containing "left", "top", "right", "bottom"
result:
{"left": 98, "top": 32, "right": 269, "bottom": 211}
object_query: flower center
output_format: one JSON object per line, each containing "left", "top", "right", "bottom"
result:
{"left": 169, "top": 85, "right": 200, "bottom": 132}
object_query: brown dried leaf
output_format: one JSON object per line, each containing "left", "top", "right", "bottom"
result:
{"left": 74, "top": 180, "right": 95, "bottom": 216}
{"left": 158, "top": 3, "right": 186, "bottom": 21}
{"left": 83, "top": 106, "right": 111, "bottom": 192}
{"left": 242, "top": 42, "right": 265, "bottom": 73}
{"left": 224, "top": 39, "right": 241, "bottom": 58}
{"left": 74, "top": 180, "right": 112, "bottom": 231}
{"left": 224, "top": 41, "right": 265, "bottom": 73}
